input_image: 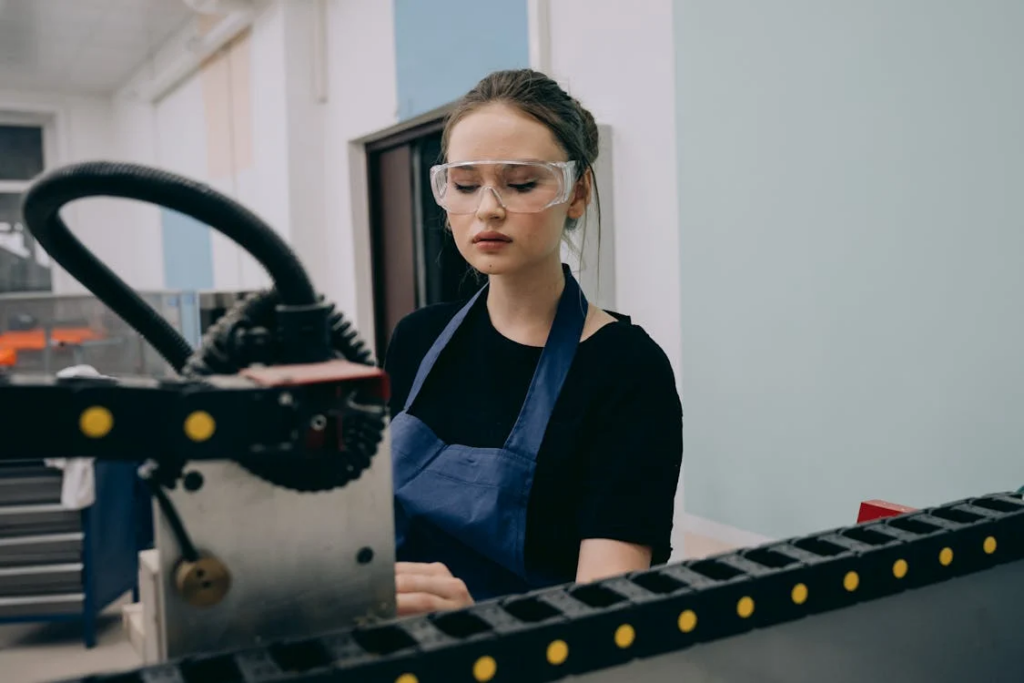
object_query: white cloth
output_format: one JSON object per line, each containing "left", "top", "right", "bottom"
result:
{"left": 43, "top": 364, "right": 107, "bottom": 510}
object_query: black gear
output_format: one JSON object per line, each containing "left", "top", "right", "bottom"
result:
{"left": 182, "top": 290, "right": 384, "bottom": 492}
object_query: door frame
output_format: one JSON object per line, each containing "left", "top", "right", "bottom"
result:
{"left": 357, "top": 107, "right": 451, "bottom": 360}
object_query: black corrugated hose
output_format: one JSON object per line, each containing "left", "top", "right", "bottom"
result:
{"left": 20, "top": 161, "right": 383, "bottom": 493}
{"left": 20, "top": 161, "right": 328, "bottom": 371}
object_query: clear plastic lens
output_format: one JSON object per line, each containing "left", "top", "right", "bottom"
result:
{"left": 430, "top": 160, "right": 576, "bottom": 214}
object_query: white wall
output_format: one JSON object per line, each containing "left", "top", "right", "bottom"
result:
{"left": 320, "top": 0, "right": 398, "bottom": 346}
{"left": 543, "top": 0, "right": 682, "bottom": 384}
{"left": 110, "top": 97, "right": 165, "bottom": 291}
{"left": 111, "top": 0, "right": 393, "bottom": 310}
{"left": 0, "top": 89, "right": 164, "bottom": 293}
{"left": 539, "top": 0, "right": 686, "bottom": 557}
{"left": 677, "top": 0, "right": 1024, "bottom": 539}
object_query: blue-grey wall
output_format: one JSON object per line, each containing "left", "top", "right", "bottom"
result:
{"left": 676, "top": 0, "right": 1024, "bottom": 538}
{"left": 161, "top": 209, "right": 214, "bottom": 291}
{"left": 393, "top": 0, "right": 530, "bottom": 121}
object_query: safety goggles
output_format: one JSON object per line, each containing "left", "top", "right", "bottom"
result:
{"left": 429, "top": 160, "right": 578, "bottom": 214}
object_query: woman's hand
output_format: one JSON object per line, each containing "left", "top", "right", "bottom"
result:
{"left": 395, "top": 562, "right": 474, "bottom": 616}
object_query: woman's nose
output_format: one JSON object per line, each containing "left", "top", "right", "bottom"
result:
{"left": 475, "top": 186, "right": 506, "bottom": 219}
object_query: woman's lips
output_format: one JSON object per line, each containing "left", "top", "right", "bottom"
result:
{"left": 473, "top": 231, "right": 512, "bottom": 250}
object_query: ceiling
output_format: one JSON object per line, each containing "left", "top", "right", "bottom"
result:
{"left": 0, "top": 0, "right": 199, "bottom": 95}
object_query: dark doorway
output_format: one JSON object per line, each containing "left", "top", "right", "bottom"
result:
{"left": 367, "top": 120, "right": 476, "bottom": 361}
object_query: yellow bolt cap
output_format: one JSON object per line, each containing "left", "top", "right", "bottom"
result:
{"left": 80, "top": 406, "right": 113, "bottom": 438}
{"left": 473, "top": 656, "right": 496, "bottom": 682}
{"left": 184, "top": 410, "right": 216, "bottom": 442}
{"left": 893, "top": 559, "right": 908, "bottom": 579}
{"left": 547, "top": 639, "right": 569, "bottom": 666}
{"left": 678, "top": 609, "right": 698, "bottom": 633}
{"left": 614, "top": 624, "right": 635, "bottom": 648}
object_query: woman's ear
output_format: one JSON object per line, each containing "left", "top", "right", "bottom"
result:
{"left": 567, "top": 168, "right": 593, "bottom": 220}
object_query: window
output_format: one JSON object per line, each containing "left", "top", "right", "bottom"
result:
{"left": 0, "top": 121, "right": 52, "bottom": 293}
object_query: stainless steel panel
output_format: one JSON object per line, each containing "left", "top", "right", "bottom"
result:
{"left": 577, "top": 560, "right": 1024, "bottom": 683}
{"left": 0, "top": 562, "right": 83, "bottom": 597}
{"left": 0, "top": 532, "right": 83, "bottom": 567}
{"left": 0, "top": 593, "right": 83, "bottom": 619}
{"left": 0, "top": 504, "right": 80, "bottom": 536}
{"left": 154, "top": 429, "right": 396, "bottom": 659}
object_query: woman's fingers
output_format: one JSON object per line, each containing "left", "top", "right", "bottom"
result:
{"left": 395, "top": 561, "right": 451, "bottom": 577}
{"left": 394, "top": 562, "right": 474, "bottom": 616}
{"left": 396, "top": 592, "right": 453, "bottom": 617}
{"left": 396, "top": 572, "right": 470, "bottom": 602}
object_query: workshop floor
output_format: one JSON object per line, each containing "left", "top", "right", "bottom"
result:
{"left": 0, "top": 534, "right": 734, "bottom": 683}
{"left": 0, "top": 594, "right": 140, "bottom": 683}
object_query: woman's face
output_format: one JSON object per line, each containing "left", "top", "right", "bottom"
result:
{"left": 443, "top": 103, "right": 587, "bottom": 276}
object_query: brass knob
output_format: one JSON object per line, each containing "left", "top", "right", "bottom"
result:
{"left": 175, "top": 556, "right": 231, "bottom": 607}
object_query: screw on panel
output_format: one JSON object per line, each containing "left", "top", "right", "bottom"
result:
{"left": 183, "top": 471, "right": 204, "bottom": 492}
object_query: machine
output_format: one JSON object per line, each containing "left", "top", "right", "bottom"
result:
{"left": 1, "top": 162, "right": 1021, "bottom": 682}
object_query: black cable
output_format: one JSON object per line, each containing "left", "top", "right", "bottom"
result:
{"left": 143, "top": 476, "right": 200, "bottom": 563}
{"left": 20, "top": 161, "right": 319, "bottom": 372}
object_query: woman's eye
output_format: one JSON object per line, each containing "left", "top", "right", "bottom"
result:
{"left": 508, "top": 181, "right": 538, "bottom": 193}
{"left": 453, "top": 183, "right": 479, "bottom": 194}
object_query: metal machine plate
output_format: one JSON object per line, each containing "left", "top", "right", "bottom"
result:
{"left": 154, "top": 430, "right": 396, "bottom": 659}
{"left": 581, "top": 558, "right": 1024, "bottom": 683}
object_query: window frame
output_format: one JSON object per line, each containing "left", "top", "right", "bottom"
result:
{"left": 0, "top": 109, "right": 59, "bottom": 288}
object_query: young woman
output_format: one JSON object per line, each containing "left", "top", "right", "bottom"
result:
{"left": 384, "top": 69, "right": 683, "bottom": 616}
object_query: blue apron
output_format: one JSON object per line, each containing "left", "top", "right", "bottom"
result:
{"left": 390, "top": 266, "right": 587, "bottom": 600}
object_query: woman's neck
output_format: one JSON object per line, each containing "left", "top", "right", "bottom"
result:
{"left": 485, "top": 257, "right": 565, "bottom": 347}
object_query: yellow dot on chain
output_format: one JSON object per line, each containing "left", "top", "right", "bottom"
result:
{"left": 983, "top": 536, "right": 997, "bottom": 555}
{"left": 395, "top": 675, "right": 418, "bottom": 683}
{"left": 184, "top": 410, "right": 216, "bottom": 442}
{"left": 80, "top": 406, "right": 113, "bottom": 438}
{"left": 939, "top": 547, "right": 954, "bottom": 566}
{"left": 547, "top": 639, "right": 569, "bottom": 666}
{"left": 893, "top": 559, "right": 908, "bottom": 579}
{"left": 791, "top": 583, "right": 808, "bottom": 605}
{"left": 736, "top": 596, "right": 755, "bottom": 619}
{"left": 614, "top": 624, "right": 635, "bottom": 648}
{"left": 678, "top": 609, "right": 698, "bottom": 633}
{"left": 843, "top": 571, "right": 860, "bottom": 592}
{"left": 473, "top": 656, "right": 497, "bottom": 682}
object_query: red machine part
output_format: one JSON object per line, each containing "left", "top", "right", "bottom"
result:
{"left": 858, "top": 499, "right": 917, "bottom": 523}
{"left": 241, "top": 358, "right": 390, "bottom": 454}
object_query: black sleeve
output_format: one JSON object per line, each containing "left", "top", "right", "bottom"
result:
{"left": 383, "top": 317, "right": 416, "bottom": 418}
{"left": 576, "top": 332, "right": 684, "bottom": 564}
{"left": 382, "top": 304, "right": 459, "bottom": 418}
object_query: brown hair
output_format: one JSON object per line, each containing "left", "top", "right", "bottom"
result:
{"left": 441, "top": 69, "right": 601, "bottom": 241}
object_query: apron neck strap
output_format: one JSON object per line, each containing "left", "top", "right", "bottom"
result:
{"left": 503, "top": 266, "right": 587, "bottom": 456}
{"left": 403, "top": 282, "right": 487, "bottom": 412}
{"left": 401, "top": 264, "right": 589, "bottom": 460}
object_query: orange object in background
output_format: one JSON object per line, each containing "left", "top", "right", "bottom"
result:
{"left": 0, "top": 327, "right": 105, "bottom": 352}
{"left": 0, "top": 347, "right": 16, "bottom": 366}
{"left": 858, "top": 499, "right": 917, "bottom": 523}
